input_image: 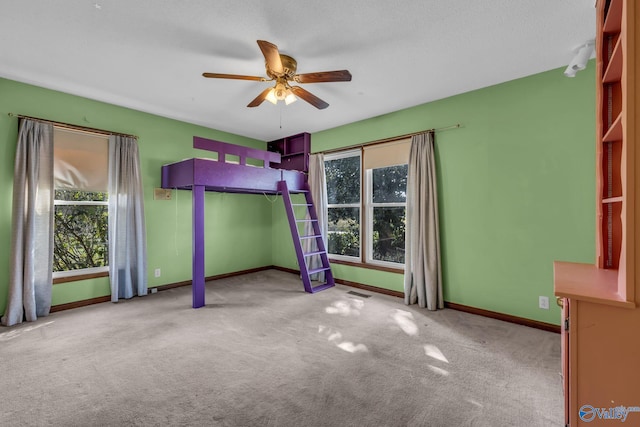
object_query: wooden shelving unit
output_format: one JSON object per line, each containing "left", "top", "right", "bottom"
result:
{"left": 602, "top": 38, "right": 623, "bottom": 83}
{"left": 554, "top": 0, "right": 640, "bottom": 425}
{"left": 603, "top": 0, "right": 623, "bottom": 32}
{"left": 267, "top": 132, "right": 311, "bottom": 173}
{"left": 602, "top": 114, "right": 622, "bottom": 141}
{"left": 597, "top": 0, "right": 626, "bottom": 275}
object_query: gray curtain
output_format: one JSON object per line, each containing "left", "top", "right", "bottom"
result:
{"left": 108, "top": 135, "right": 148, "bottom": 301}
{"left": 403, "top": 131, "right": 443, "bottom": 310}
{"left": 1, "top": 120, "right": 55, "bottom": 326}
{"left": 304, "top": 153, "right": 328, "bottom": 281}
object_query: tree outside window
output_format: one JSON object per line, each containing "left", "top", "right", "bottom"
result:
{"left": 369, "top": 164, "right": 407, "bottom": 264}
{"left": 53, "top": 190, "right": 108, "bottom": 273}
{"left": 324, "top": 143, "right": 409, "bottom": 267}
{"left": 52, "top": 127, "right": 109, "bottom": 279}
{"left": 325, "top": 153, "right": 361, "bottom": 259}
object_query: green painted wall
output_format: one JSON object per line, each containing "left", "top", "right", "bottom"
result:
{"left": 1, "top": 64, "right": 595, "bottom": 326}
{"left": 272, "top": 65, "right": 596, "bottom": 325}
{"left": 0, "top": 78, "right": 273, "bottom": 313}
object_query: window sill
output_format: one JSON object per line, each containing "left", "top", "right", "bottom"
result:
{"left": 329, "top": 258, "right": 404, "bottom": 274}
{"left": 53, "top": 270, "right": 109, "bottom": 284}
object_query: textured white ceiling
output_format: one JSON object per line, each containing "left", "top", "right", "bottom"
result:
{"left": 0, "top": 1, "right": 595, "bottom": 141}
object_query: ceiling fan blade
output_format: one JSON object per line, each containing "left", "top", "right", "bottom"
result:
{"left": 203, "top": 73, "right": 266, "bottom": 81}
{"left": 294, "top": 70, "right": 352, "bottom": 83}
{"left": 257, "top": 40, "right": 284, "bottom": 74}
{"left": 290, "top": 86, "right": 329, "bottom": 110}
{"left": 247, "top": 87, "right": 273, "bottom": 108}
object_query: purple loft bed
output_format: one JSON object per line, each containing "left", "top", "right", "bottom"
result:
{"left": 161, "top": 136, "right": 307, "bottom": 308}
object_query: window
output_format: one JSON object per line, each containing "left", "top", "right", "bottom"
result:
{"left": 325, "top": 150, "right": 361, "bottom": 259}
{"left": 53, "top": 190, "right": 108, "bottom": 275}
{"left": 52, "top": 128, "right": 109, "bottom": 279}
{"left": 368, "top": 164, "right": 407, "bottom": 264}
{"left": 325, "top": 140, "right": 409, "bottom": 268}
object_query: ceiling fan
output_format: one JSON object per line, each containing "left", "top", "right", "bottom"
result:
{"left": 203, "top": 40, "right": 352, "bottom": 110}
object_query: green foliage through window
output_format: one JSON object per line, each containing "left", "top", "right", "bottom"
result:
{"left": 53, "top": 190, "right": 109, "bottom": 273}
{"left": 372, "top": 207, "right": 405, "bottom": 263}
{"left": 327, "top": 207, "right": 360, "bottom": 257}
{"left": 371, "top": 165, "right": 407, "bottom": 264}
{"left": 325, "top": 153, "right": 361, "bottom": 258}
{"left": 372, "top": 165, "right": 407, "bottom": 203}
{"left": 324, "top": 152, "right": 408, "bottom": 265}
{"left": 326, "top": 155, "right": 360, "bottom": 204}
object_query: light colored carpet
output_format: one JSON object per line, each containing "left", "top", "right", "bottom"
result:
{"left": 0, "top": 270, "right": 563, "bottom": 426}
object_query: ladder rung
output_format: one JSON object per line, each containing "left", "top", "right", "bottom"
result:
{"left": 300, "top": 234, "right": 322, "bottom": 240}
{"left": 308, "top": 267, "right": 331, "bottom": 275}
{"left": 280, "top": 180, "right": 334, "bottom": 294}
{"left": 303, "top": 250, "right": 325, "bottom": 257}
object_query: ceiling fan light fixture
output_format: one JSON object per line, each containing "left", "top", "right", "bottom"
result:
{"left": 274, "top": 82, "right": 287, "bottom": 101}
{"left": 265, "top": 88, "right": 278, "bottom": 104}
{"left": 284, "top": 89, "right": 297, "bottom": 105}
{"left": 266, "top": 82, "right": 296, "bottom": 105}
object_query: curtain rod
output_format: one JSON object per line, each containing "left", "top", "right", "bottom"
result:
{"left": 7, "top": 113, "right": 138, "bottom": 139}
{"left": 316, "top": 123, "right": 461, "bottom": 155}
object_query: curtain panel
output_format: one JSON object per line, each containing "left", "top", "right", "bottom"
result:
{"left": 2, "top": 120, "right": 55, "bottom": 326}
{"left": 403, "top": 131, "right": 443, "bottom": 310}
{"left": 108, "top": 135, "right": 148, "bottom": 301}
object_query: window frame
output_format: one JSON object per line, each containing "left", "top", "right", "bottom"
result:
{"left": 325, "top": 149, "right": 362, "bottom": 262}
{"left": 324, "top": 142, "right": 408, "bottom": 270}
{"left": 364, "top": 167, "right": 407, "bottom": 268}
{"left": 52, "top": 197, "right": 110, "bottom": 281}
{"left": 52, "top": 127, "right": 110, "bottom": 282}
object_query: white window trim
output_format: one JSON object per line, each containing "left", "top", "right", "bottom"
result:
{"left": 53, "top": 196, "right": 109, "bottom": 278}
{"left": 53, "top": 265, "right": 108, "bottom": 280}
{"left": 325, "top": 149, "right": 361, "bottom": 261}
{"left": 325, "top": 148, "right": 360, "bottom": 161}
{"left": 364, "top": 167, "right": 407, "bottom": 268}
{"left": 54, "top": 200, "right": 108, "bottom": 207}
{"left": 327, "top": 201, "right": 361, "bottom": 262}
{"left": 325, "top": 147, "right": 408, "bottom": 268}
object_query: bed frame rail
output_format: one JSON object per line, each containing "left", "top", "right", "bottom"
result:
{"left": 161, "top": 136, "right": 305, "bottom": 194}
{"left": 193, "top": 136, "right": 281, "bottom": 167}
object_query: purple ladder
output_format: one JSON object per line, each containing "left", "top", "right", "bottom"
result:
{"left": 278, "top": 180, "right": 335, "bottom": 293}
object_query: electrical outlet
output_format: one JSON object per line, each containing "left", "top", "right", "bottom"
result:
{"left": 150, "top": 288, "right": 158, "bottom": 294}
{"left": 154, "top": 268, "right": 161, "bottom": 278}
{"left": 539, "top": 296, "right": 549, "bottom": 310}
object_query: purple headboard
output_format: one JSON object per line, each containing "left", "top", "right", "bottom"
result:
{"left": 193, "top": 136, "right": 281, "bottom": 167}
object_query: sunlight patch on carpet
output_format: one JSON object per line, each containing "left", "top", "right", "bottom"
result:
{"left": 0, "top": 321, "right": 55, "bottom": 342}
{"left": 466, "top": 398, "right": 484, "bottom": 408}
{"left": 424, "top": 344, "right": 449, "bottom": 363}
{"left": 318, "top": 324, "right": 369, "bottom": 354}
{"left": 325, "top": 298, "right": 364, "bottom": 316}
{"left": 392, "top": 309, "right": 418, "bottom": 336}
{"left": 427, "top": 365, "right": 450, "bottom": 376}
